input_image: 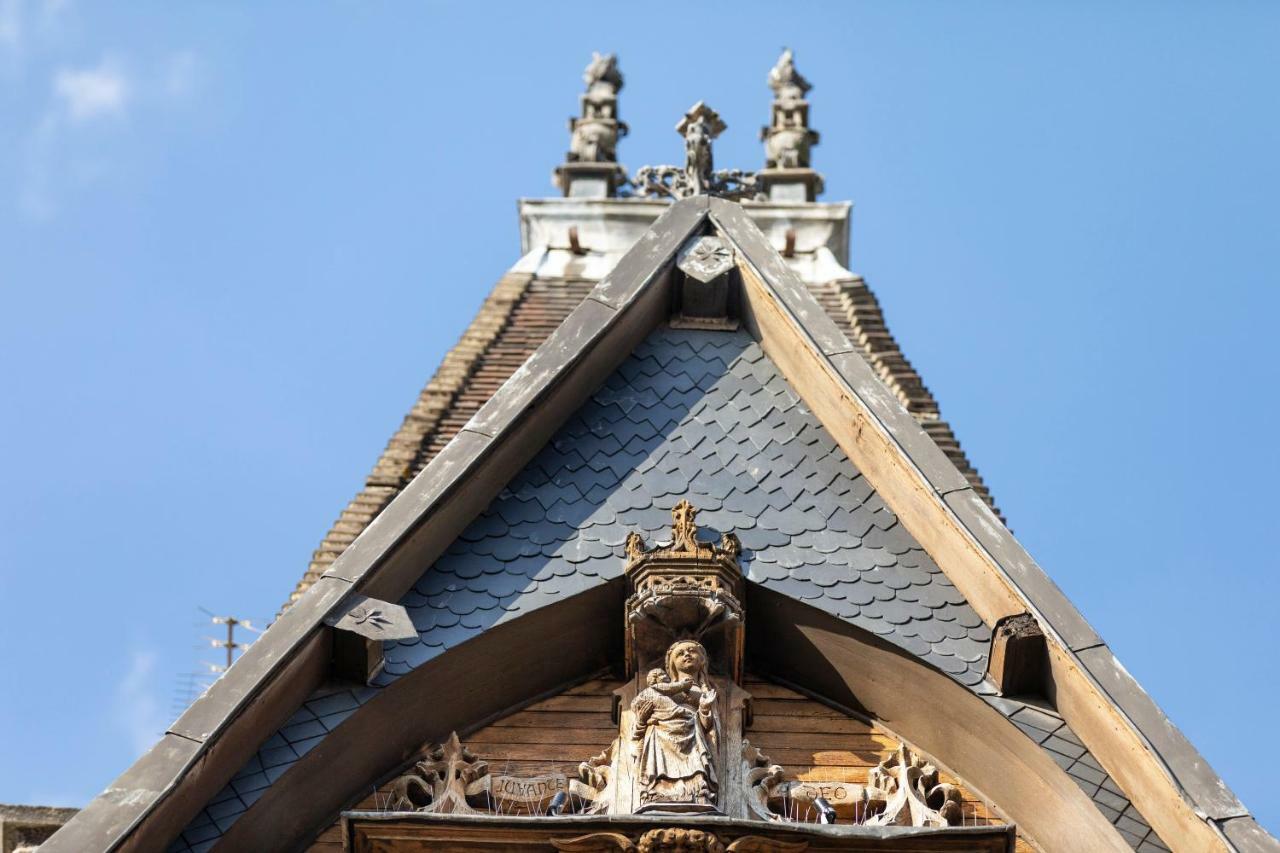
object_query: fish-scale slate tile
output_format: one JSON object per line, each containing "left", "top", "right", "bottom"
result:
{"left": 989, "top": 697, "right": 1170, "bottom": 851}
{"left": 174, "top": 327, "right": 1158, "bottom": 849}
{"left": 379, "top": 328, "right": 989, "bottom": 683}
{"left": 167, "top": 685, "right": 374, "bottom": 852}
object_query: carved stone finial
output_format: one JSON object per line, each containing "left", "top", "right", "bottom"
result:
{"left": 584, "top": 51, "right": 624, "bottom": 96}
{"left": 760, "top": 49, "right": 823, "bottom": 201}
{"left": 555, "top": 52, "right": 628, "bottom": 198}
{"left": 632, "top": 103, "right": 761, "bottom": 201}
{"left": 768, "top": 48, "right": 812, "bottom": 103}
{"left": 676, "top": 102, "right": 725, "bottom": 196}
{"left": 670, "top": 499, "right": 699, "bottom": 552}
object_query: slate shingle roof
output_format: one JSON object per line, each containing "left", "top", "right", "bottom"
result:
{"left": 389, "top": 328, "right": 987, "bottom": 680}
{"left": 287, "top": 248, "right": 999, "bottom": 608}
{"left": 173, "top": 327, "right": 1160, "bottom": 852}
{"left": 989, "top": 696, "right": 1171, "bottom": 851}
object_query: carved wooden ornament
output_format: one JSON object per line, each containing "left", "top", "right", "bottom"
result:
{"left": 623, "top": 500, "right": 745, "bottom": 682}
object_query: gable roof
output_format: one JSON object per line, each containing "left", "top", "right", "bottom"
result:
{"left": 46, "top": 196, "right": 1273, "bottom": 853}
{"left": 174, "top": 325, "right": 1170, "bottom": 851}
{"left": 288, "top": 200, "right": 998, "bottom": 608}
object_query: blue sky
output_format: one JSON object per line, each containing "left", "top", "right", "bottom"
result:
{"left": 2, "top": 0, "right": 1277, "bottom": 836}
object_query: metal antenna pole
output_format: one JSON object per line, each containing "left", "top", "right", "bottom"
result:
{"left": 223, "top": 616, "right": 238, "bottom": 670}
{"left": 198, "top": 608, "right": 260, "bottom": 673}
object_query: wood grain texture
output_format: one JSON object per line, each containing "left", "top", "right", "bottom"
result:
{"left": 307, "top": 675, "right": 1032, "bottom": 851}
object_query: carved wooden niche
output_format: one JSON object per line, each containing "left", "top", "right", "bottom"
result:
{"left": 565, "top": 501, "right": 765, "bottom": 818}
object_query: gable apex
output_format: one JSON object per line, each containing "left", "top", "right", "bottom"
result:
{"left": 45, "top": 197, "right": 1269, "bottom": 853}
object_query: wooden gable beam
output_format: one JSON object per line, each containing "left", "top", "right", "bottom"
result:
{"left": 710, "top": 197, "right": 1243, "bottom": 852}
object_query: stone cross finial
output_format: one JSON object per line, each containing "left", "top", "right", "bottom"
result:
{"left": 676, "top": 102, "right": 726, "bottom": 196}
{"left": 632, "top": 102, "right": 761, "bottom": 201}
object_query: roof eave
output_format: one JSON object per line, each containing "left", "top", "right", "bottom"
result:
{"left": 709, "top": 196, "right": 1251, "bottom": 850}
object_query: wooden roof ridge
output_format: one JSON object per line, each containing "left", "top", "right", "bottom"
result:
{"left": 45, "top": 197, "right": 1270, "bottom": 853}
{"left": 285, "top": 208, "right": 999, "bottom": 610}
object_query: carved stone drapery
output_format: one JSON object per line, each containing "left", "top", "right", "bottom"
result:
{"left": 629, "top": 641, "right": 721, "bottom": 812}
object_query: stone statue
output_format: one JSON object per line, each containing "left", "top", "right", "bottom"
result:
{"left": 629, "top": 641, "right": 720, "bottom": 809}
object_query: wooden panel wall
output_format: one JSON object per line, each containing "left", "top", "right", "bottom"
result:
{"left": 307, "top": 675, "right": 1029, "bottom": 852}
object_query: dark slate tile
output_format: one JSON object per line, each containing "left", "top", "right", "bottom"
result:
{"left": 184, "top": 324, "right": 1165, "bottom": 848}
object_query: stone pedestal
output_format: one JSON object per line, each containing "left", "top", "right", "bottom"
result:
{"left": 553, "top": 162, "right": 628, "bottom": 199}
{"left": 757, "top": 168, "right": 824, "bottom": 203}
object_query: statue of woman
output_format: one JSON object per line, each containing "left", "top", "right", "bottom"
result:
{"left": 630, "top": 640, "right": 719, "bottom": 809}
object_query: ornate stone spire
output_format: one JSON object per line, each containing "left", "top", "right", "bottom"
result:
{"left": 632, "top": 102, "right": 761, "bottom": 201}
{"left": 759, "top": 48, "right": 824, "bottom": 201}
{"left": 553, "top": 52, "right": 629, "bottom": 198}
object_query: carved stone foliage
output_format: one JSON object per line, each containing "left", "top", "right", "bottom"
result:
{"left": 865, "top": 743, "right": 963, "bottom": 828}
{"left": 677, "top": 236, "right": 734, "bottom": 285}
{"left": 741, "top": 742, "right": 786, "bottom": 822}
{"left": 767, "top": 48, "right": 811, "bottom": 103}
{"left": 633, "top": 102, "right": 762, "bottom": 201}
{"left": 388, "top": 732, "right": 490, "bottom": 815}
{"left": 584, "top": 51, "right": 624, "bottom": 98}
{"left": 551, "top": 829, "right": 807, "bottom": 852}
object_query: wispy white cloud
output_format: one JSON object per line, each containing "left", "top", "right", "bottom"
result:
{"left": 54, "top": 57, "right": 129, "bottom": 121}
{"left": 18, "top": 49, "right": 203, "bottom": 220}
{"left": 113, "top": 648, "right": 168, "bottom": 757}
{"left": 0, "top": 0, "right": 71, "bottom": 69}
